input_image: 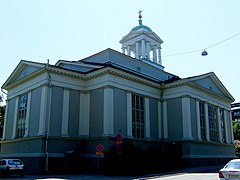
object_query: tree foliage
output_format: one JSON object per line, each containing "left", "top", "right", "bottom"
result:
{"left": 233, "top": 122, "right": 240, "bottom": 140}
{"left": 0, "top": 105, "right": 5, "bottom": 138}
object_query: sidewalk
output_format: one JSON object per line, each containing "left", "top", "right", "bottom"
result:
{"left": 136, "top": 165, "right": 223, "bottom": 180}
{"left": 9, "top": 165, "right": 223, "bottom": 180}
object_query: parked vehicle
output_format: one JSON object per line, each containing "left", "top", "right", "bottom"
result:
{"left": 219, "top": 159, "right": 240, "bottom": 179}
{"left": 0, "top": 159, "right": 24, "bottom": 177}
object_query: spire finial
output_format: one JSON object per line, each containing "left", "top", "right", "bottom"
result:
{"left": 138, "top": 10, "right": 142, "bottom": 26}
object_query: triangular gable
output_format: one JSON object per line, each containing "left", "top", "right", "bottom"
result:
{"left": 188, "top": 72, "right": 234, "bottom": 101}
{"left": 2, "top": 60, "right": 45, "bottom": 90}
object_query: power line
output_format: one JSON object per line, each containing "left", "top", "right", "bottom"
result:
{"left": 162, "top": 32, "right": 240, "bottom": 57}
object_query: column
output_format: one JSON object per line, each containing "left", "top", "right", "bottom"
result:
{"left": 122, "top": 46, "right": 125, "bottom": 54}
{"left": 229, "top": 111, "right": 234, "bottom": 144}
{"left": 103, "top": 87, "right": 114, "bottom": 136}
{"left": 24, "top": 91, "right": 32, "bottom": 138}
{"left": 38, "top": 86, "right": 48, "bottom": 135}
{"left": 127, "top": 45, "right": 131, "bottom": 56}
{"left": 79, "top": 92, "right": 90, "bottom": 137}
{"left": 136, "top": 42, "right": 139, "bottom": 59}
{"left": 144, "top": 97, "right": 150, "bottom": 139}
{"left": 157, "top": 100, "right": 162, "bottom": 139}
{"left": 127, "top": 92, "right": 132, "bottom": 137}
{"left": 61, "top": 88, "right": 70, "bottom": 137}
{"left": 162, "top": 101, "right": 168, "bottom": 139}
{"left": 2, "top": 100, "right": 8, "bottom": 140}
{"left": 11, "top": 97, "right": 19, "bottom": 139}
{"left": 141, "top": 39, "right": 146, "bottom": 59}
{"left": 158, "top": 47, "right": 162, "bottom": 65}
{"left": 196, "top": 100, "right": 201, "bottom": 141}
{"left": 153, "top": 47, "right": 157, "bottom": 63}
{"left": 182, "top": 97, "right": 192, "bottom": 140}
{"left": 217, "top": 108, "right": 223, "bottom": 143}
{"left": 204, "top": 103, "right": 210, "bottom": 141}
{"left": 146, "top": 42, "right": 150, "bottom": 60}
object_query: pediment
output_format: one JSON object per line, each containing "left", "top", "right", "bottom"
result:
{"left": 2, "top": 60, "right": 45, "bottom": 90}
{"left": 189, "top": 72, "right": 234, "bottom": 101}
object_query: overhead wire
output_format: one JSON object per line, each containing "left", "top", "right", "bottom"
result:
{"left": 162, "top": 32, "right": 240, "bottom": 57}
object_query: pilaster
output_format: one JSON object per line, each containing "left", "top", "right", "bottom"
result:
{"left": 24, "top": 91, "right": 32, "bottom": 138}
{"left": 163, "top": 101, "right": 168, "bottom": 139}
{"left": 2, "top": 100, "right": 8, "bottom": 140}
{"left": 11, "top": 97, "right": 19, "bottom": 139}
{"left": 38, "top": 86, "right": 48, "bottom": 136}
{"left": 224, "top": 109, "right": 230, "bottom": 144}
{"left": 144, "top": 97, "right": 150, "bottom": 139}
{"left": 79, "top": 92, "right": 90, "bottom": 137}
{"left": 182, "top": 97, "right": 192, "bottom": 140}
{"left": 103, "top": 87, "right": 114, "bottom": 136}
{"left": 196, "top": 100, "right": 201, "bottom": 141}
{"left": 204, "top": 103, "right": 210, "bottom": 141}
{"left": 157, "top": 100, "right": 162, "bottom": 139}
{"left": 61, "top": 88, "right": 70, "bottom": 137}
{"left": 127, "top": 92, "right": 132, "bottom": 137}
{"left": 229, "top": 111, "right": 234, "bottom": 144}
{"left": 217, "top": 108, "right": 223, "bottom": 143}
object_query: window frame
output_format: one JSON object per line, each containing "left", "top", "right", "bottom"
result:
{"left": 208, "top": 104, "right": 219, "bottom": 142}
{"left": 16, "top": 94, "right": 28, "bottom": 138}
{"left": 132, "top": 94, "right": 145, "bottom": 139}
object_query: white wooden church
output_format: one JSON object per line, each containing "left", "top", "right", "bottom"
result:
{"left": 1, "top": 12, "right": 236, "bottom": 173}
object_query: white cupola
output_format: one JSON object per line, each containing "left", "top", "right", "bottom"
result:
{"left": 119, "top": 11, "right": 164, "bottom": 69}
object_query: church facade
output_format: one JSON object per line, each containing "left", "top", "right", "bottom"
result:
{"left": 1, "top": 14, "right": 236, "bottom": 173}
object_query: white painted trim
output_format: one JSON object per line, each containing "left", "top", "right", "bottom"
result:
{"left": 157, "top": 101, "right": 162, "bottom": 139}
{"left": 224, "top": 110, "right": 230, "bottom": 144}
{"left": 2, "top": 101, "right": 9, "bottom": 140}
{"left": 204, "top": 103, "right": 210, "bottom": 141}
{"left": 196, "top": 100, "right": 201, "bottom": 141}
{"left": 79, "top": 93, "right": 90, "bottom": 136}
{"left": 103, "top": 87, "right": 114, "bottom": 136}
{"left": 144, "top": 97, "right": 150, "bottom": 139}
{"left": 229, "top": 111, "right": 234, "bottom": 144}
{"left": 61, "top": 89, "right": 70, "bottom": 137}
{"left": 163, "top": 86, "right": 231, "bottom": 110}
{"left": 163, "top": 101, "right": 168, "bottom": 139}
{"left": 182, "top": 97, "right": 192, "bottom": 140}
{"left": 141, "top": 39, "right": 146, "bottom": 58}
{"left": 24, "top": 91, "right": 31, "bottom": 138}
{"left": 38, "top": 86, "right": 48, "bottom": 135}
{"left": 127, "top": 92, "right": 132, "bottom": 137}
{"left": 11, "top": 97, "right": 19, "bottom": 139}
{"left": 217, "top": 108, "right": 223, "bottom": 143}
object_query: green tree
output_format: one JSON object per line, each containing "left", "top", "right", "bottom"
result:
{"left": 233, "top": 122, "right": 240, "bottom": 140}
{"left": 0, "top": 105, "right": 5, "bottom": 138}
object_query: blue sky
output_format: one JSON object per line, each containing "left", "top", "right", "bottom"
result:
{"left": 1, "top": 0, "right": 240, "bottom": 103}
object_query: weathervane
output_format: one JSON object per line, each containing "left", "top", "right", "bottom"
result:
{"left": 138, "top": 10, "right": 142, "bottom": 19}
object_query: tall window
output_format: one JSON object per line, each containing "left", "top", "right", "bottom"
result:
{"left": 208, "top": 105, "right": 219, "bottom": 142}
{"left": 220, "top": 109, "right": 226, "bottom": 143}
{"left": 132, "top": 94, "right": 144, "bottom": 139}
{"left": 17, "top": 94, "right": 28, "bottom": 138}
{"left": 199, "top": 101, "right": 206, "bottom": 140}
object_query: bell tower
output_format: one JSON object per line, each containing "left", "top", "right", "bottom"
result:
{"left": 119, "top": 11, "right": 164, "bottom": 69}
